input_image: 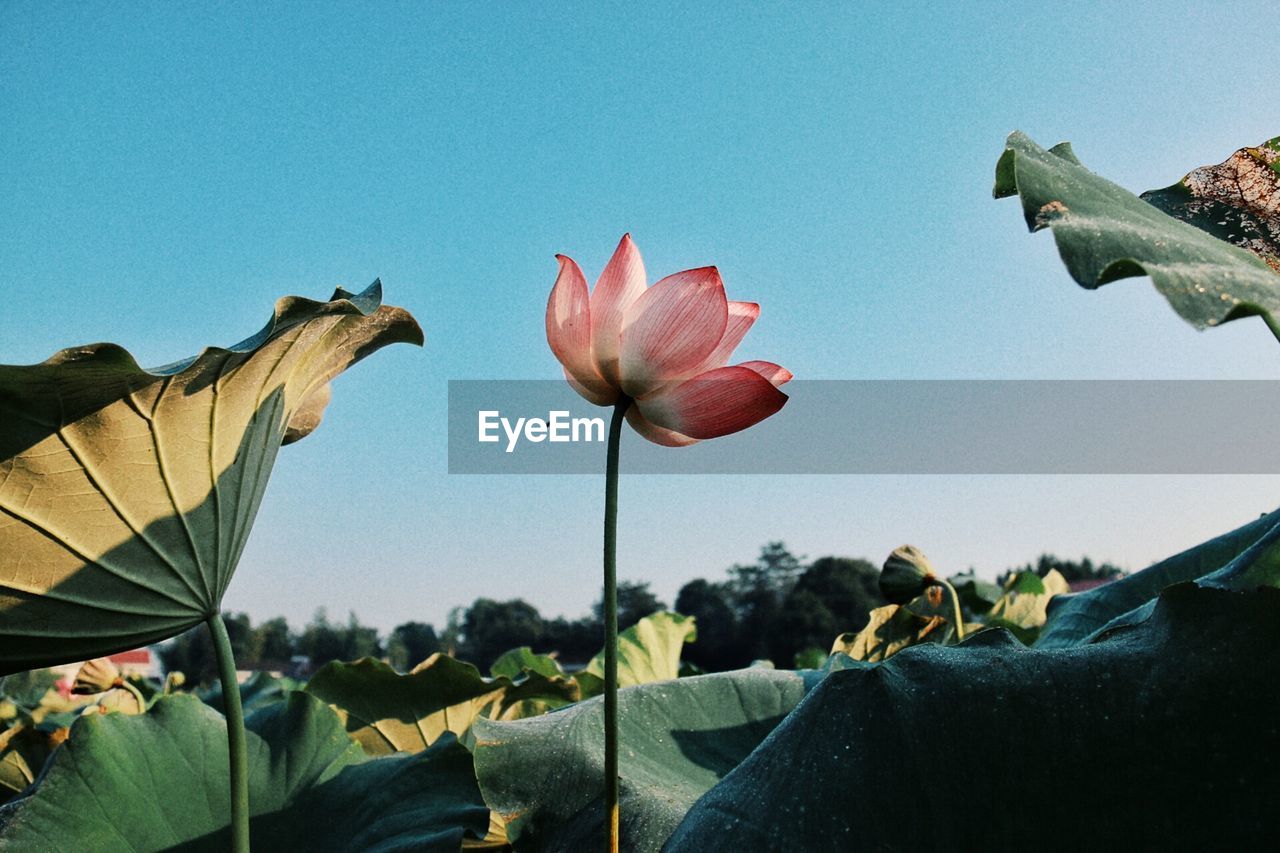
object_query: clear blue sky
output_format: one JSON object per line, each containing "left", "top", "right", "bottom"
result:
{"left": 3, "top": 2, "right": 1278, "bottom": 632}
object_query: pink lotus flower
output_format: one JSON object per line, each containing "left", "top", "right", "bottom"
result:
{"left": 546, "top": 234, "right": 791, "bottom": 446}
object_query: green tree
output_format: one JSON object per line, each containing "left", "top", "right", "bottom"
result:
{"left": 440, "top": 606, "right": 464, "bottom": 657}
{"left": 541, "top": 616, "right": 599, "bottom": 665}
{"left": 387, "top": 621, "right": 440, "bottom": 671}
{"left": 728, "top": 542, "right": 803, "bottom": 663}
{"left": 459, "top": 598, "right": 545, "bottom": 670}
{"left": 768, "top": 588, "right": 837, "bottom": 666}
{"left": 296, "top": 608, "right": 345, "bottom": 667}
{"left": 251, "top": 617, "right": 293, "bottom": 667}
{"left": 793, "top": 557, "right": 883, "bottom": 631}
{"left": 767, "top": 557, "right": 886, "bottom": 664}
{"left": 343, "top": 612, "right": 381, "bottom": 660}
{"left": 295, "top": 609, "right": 381, "bottom": 669}
{"left": 593, "top": 581, "right": 665, "bottom": 631}
{"left": 729, "top": 541, "right": 803, "bottom": 597}
{"left": 223, "top": 612, "right": 255, "bottom": 663}
{"left": 674, "top": 579, "right": 743, "bottom": 671}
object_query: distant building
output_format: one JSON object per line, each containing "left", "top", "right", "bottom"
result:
{"left": 1067, "top": 577, "right": 1114, "bottom": 594}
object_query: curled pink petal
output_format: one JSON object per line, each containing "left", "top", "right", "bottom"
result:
{"left": 547, "top": 255, "right": 614, "bottom": 404}
{"left": 738, "top": 360, "right": 793, "bottom": 387}
{"left": 618, "top": 267, "right": 728, "bottom": 398}
{"left": 625, "top": 404, "right": 699, "bottom": 447}
{"left": 591, "top": 234, "right": 647, "bottom": 385}
{"left": 636, "top": 365, "right": 787, "bottom": 440}
{"left": 702, "top": 301, "right": 759, "bottom": 371}
{"left": 647, "top": 301, "right": 762, "bottom": 397}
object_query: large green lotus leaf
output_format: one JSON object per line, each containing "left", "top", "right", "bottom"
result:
{"left": 0, "top": 692, "right": 488, "bottom": 851}
{"left": 1036, "top": 506, "right": 1280, "bottom": 648}
{"left": 0, "top": 671, "right": 59, "bottom": 709}
{"left": 306, "top": 653, "right": 578, "bottom": 756}
{"left": 490, "top": 646, "right": 564, "bottom": 679}
{"left": 201, "top": 670, "right": 302, "bottom": 716}
{"left": 491, "top": 670, "right": 581, "bottom": 722}
{"left": 1071, "top": 514, "right": 1280, "bottom": 643}
{"left": 949, "top": 572, "right": 1002, "bottom": 614}
{"left": 666, "top": 584, "right": 1280, "bottom": 851}
{"left": 307, "top": 655, "right": 507, "bottom": 755}
{"left": 576, "top": 611, "right": 697, "bottom": 698}
{"left": 0, "top": 724, "right": 50, "bottom": 804}
{"left": 994, "top": 131, "right": 1280, "bottom": 329}
{"left": 0, "top": 282, "right": 422, "bottom": 674}
{"left": 473, "top": 667, "right": 812, "bottom": 852}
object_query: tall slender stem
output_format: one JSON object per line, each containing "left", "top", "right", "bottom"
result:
{"left": 603, "top": 398, "right": 628, "bottom": 853}
{"left": 209, "top": 613, "right": 250, "bottom": 853}
{"left": 938, "top": 580, "right": 966, "bottom": 641}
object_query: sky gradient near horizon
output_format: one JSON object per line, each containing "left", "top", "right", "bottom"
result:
{"left": 3, "top": 2, "right": 1279, "bottom": 632}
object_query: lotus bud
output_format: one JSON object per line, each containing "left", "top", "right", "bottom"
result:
{"left": 72, "top": 658, "right": 122, "bottom": 695}
{"left": 880, "top": 545, "right": 939, "bottom": 604}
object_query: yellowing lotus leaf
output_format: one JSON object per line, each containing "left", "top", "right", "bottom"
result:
{"left": 0, "top": 281, "right": 422, "bottom": 674}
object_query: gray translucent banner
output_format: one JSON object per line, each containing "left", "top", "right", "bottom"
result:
{"left": 447, "top": 380, "right": 1280, "bottom": 474}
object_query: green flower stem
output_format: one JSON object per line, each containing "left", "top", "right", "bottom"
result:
{"left": 603, "top": 398, "right": 628, "bottom": 853}
{"left": 209, "top": 613, "right": 250, "bottom": 853}
{"left": 939, "top": 579, "right": 966, "bottom": 641}
{"left": 116, "top": 678, "right": 147, "bottom": 712}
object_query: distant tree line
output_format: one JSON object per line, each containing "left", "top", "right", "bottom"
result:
{"left": 995, "top": 553, "right": 1125, "bottom": 586}
{"left": 160, "top": 608, "right": 442, "bottom": 685}
{"left": 161, "top": 544, "right": 1125, "bottom": 682}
